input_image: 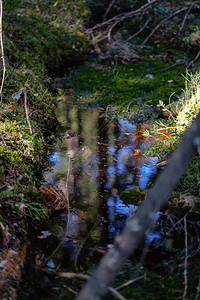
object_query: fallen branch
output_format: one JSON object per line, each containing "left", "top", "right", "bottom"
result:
{"left": 90, "top": 0, "right": 158, "bottom": 42}
{"left": 103, "top": 0, "right": 116, "bottom": 21}
{"left": 77, "top": 111, "right": 200, "bottom": 299}
{"left": 141, "top": 7, "right": 188, "bottom": 47}
{"left": 115, "top": 275, "right": 146, "bottom": 291}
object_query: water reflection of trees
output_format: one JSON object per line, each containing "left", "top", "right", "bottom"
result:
{"left": 44, "top": 103, "right": 158, "bottom": 270}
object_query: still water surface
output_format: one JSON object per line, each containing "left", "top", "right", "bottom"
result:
{"left": 41, "top": 102, "right": 160, "bottom": 271}
{"left": 20, "top": 102, "right": 168, "bottom": 299}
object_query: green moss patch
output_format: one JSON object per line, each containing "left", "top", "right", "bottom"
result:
{"left": 121, "top": 187, "right": 145, "bottom": 205}
{"left": 69, "top": 55, "right": 185, "bottom": 111}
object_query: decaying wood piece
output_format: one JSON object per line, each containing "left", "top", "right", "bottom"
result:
{"left": 39, "top": 184, "right": 70, "bottom": 211}
{"left": 77, "top": 112, "right": 200, "bottom": 299}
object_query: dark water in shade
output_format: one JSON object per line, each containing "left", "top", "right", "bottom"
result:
{"left": 40, "top": 103, "right": 161, "bottom": 269}
{"left": 19, "top": 103, "right": 169, "bottom": 298}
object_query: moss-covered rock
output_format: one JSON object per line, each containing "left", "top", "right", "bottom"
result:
{"left": 121, "top": 187, "right": 146, "bottom": 205}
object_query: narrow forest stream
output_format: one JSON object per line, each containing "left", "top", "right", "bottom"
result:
{"left": 19, "top": 101, "right": 199, "bottom": 299}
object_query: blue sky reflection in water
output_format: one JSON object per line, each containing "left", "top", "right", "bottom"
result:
{"left": 43, "top": 105, "right": 162, "bottom": 269}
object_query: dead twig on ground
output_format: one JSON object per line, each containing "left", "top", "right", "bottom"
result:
{"left": 59, "top": 273, "right": 128, "bottom": 300}
{"left": 159, "top": 58, "right": 186, "bottom": 73}
{"left": 103, "top": 0, "right": 116, "bottom": 21}
{"left": 126, "top": 17, "right": 152, "bottom": 42}
{"left": 66, "top": 286, "right": 78, "bottom": 295}
{"left": 108, "top": 287, "right": 127, "bottom": 300}
{"left": 187, "top": 49, "right": 200, "bottom": 69}
{"left": 141, "top": 7, "right": 188, "bottom": 47}
{"left": 89, "top": 0, "right": 158, "bottom": 42}
{"left": 115, "top": 275, "right": 146, "bottom": 291}
{"left": 42, "top": 269, "right": 128, "bottom": 300}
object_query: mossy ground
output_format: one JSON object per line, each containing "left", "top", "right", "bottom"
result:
{"left": 0, "top": 0, "right": 91, "bottom": 244}
{"left": 68, "top": 53, "right": 185, "bottom": 109}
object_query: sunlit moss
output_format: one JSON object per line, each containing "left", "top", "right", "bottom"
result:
{"left": 69, "top": 58, "right": 185, "bottom": 109}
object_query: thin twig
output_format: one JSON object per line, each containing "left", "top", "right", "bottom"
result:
{"left": 126, "top": 17, "right": 152, "bottom": 41}
{"left": 187, "top": 49, "right": 200, "bottom": 69}
{"left": 0, "top": 0, "right": 5, "bottom": 101}
{"left": 103, "top": 0, "right": 115, "bottom": 21}
{"left": 115, "top": 275, "right": 146, "bottom": 291}
{"left": 45, "top": 229, "right": 66, "bottom": 262}
{"left": 59, "top": 272, "right": 90, "bottom": 281}
{"left": 108, "top": 287, "right": 127, "bottom": 300}
{"left": 22, "top": 88, "right": 33, "bottom": 135}
{"left": 90, "top": 0, "right": 157, "bottom": 31}
{"left": 107, "top": 20, "right": 120, "bottom": 42}
{"left": 163, "top": 206, "right": 194, "bottom": 243}
{"left": 59, "top": 272, "right": 127, "bottom": 300}
{"left": 171, "top": 4, "right": 194, "bottom": 42}
{"left": 159, "top": 58, "right": 186, "bottom": 73}
{"left": 107, "top": 1, "right": 157, "bottom": 41}
{"left": 126, "top": 99, "right": 139, "bottom": 113}
{"left": 183, "top": 216, "right": 188, "bottom": 300}
{"left": 141, "top": 7, "right": 188, "bottom": 47}
{"left": 66, "top": 286, "right": 78, "bottom": 295}
{"left": 74, "top": 219, "right": 100, "bottom": 273}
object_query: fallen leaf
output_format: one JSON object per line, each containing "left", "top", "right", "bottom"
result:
{"left": 131, "top": 149, "right": 140, "bottom": 156}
